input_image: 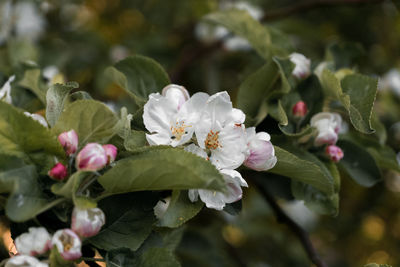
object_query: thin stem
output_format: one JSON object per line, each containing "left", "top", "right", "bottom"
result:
{"left": 253, "top": 180, "right": 328, "bottom": 267}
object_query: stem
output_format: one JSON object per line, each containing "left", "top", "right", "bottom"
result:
{"left": 77, "top": 174, "right": 98, "bottom": 195}
{"left": 253, "top": 180, "right": 328, "bottom": 267}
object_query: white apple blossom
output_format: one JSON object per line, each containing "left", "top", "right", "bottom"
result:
{"left": 23, "top": 112, "right": 48, "bottom": 128}
{"left": 0, "top": 75, "right": 15, "bottom": 104}
{"left": 161, "top": 84, "right": 190, "bottom": 111}
{"left": 14, "top": 227, "right": 51, "bottom": 256}
{"left": 310, "top": 112, "right": 342, "bottom": 146}
{"left": 143, "top": 91, "right": 209, "bottom": 147}
{"left": 290, "top": 53, "right": 311, "bottom": 79}
{"left": 244, "top": 127, "right": 277, "bottom": 171}
{"left": 195, "top": 91, "right": 248, "bottom": 169}
{"left": 51, "top": 229, "right": 82, "bottom": 261}
{"left": 185, "top": 144, "right": 248, "bottom": 210}
{"left": 379, "top": 69, "right": 400, "bottom": 97}
{"left": 71, "top": 207, "right": 106, "bottom": 237}
{"left": 5, "top": 255, "right": 48, "bottom": 267}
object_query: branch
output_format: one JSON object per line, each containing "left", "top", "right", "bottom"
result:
{"left": 254, "top": 181, "right": 328, "bottom": 267}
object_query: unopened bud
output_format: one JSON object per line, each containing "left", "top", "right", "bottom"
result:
{"left": 15, "top": 227, "right": 51, "bottom": 256}
{"left": 102, "top": 144, "right": 117, "bottom": 164}
{"left": 244, "top": 128, "right": 277, "bottom": 171}
{"left": 325, "top": 145, "right": 344, "bottom": 162}
{"left": 162, "top": 84, "right": 190, "bottom": 110}
{"left": 58, "top": 130, "right": 78, "bottom": 156}
{"left": 289, "top": 53, "right": 311, "bottom": 79}
{"left": 48, "top": 163, "right": 68, "bottom": 181}
{"left": 71, "top": 207, "right": 106, "bottom": 237}
{"left": 5, "top": 255, "right": 48, "bottom": 267}
{"left": 310, "top": 112, "right": 342, "bottom": 146}
{"left": 76, "top": 143, "right": 108, "bottom": 171}
{"left": 292, "top": 101, "right": 308, "bottom": 117}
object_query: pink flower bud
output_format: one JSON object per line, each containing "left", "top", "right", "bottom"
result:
{"left": 292, "top": 101, "right": 308, "bottom": 117}
{"left": 48, "top": 163, "right": 68, "bottom": 181}
{"left": 71, "top": 207, "right": 105, "bottom": 237}
{"left": 14, "top": 227, "right": 51, "bottom": 256}
{"left": 58, "top": 130, "right": 78, "bottom": 156}
{"left": 51, "top": 229, "right": 82, "bottom": 261}
{"left": 162, "top": 84, "right": 190, "bottom": 110}
{"left": 244, "top": 128, "right": 277, "bottom": 171}
{"left": 310, "top": 112, "right": 342, "bottom": 146}
{"left": 325, "top": 145, "right": 344, "bottom": 162}
{"left": 75, "top": 143, "right": 108, "bottom": 171}
{"left": 102, "top": 144, "right": 117, "bottom": 164}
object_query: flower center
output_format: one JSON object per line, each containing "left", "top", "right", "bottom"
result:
{"left": 205, "top": 130, "right": 221, "bottom": 150}
{"left": 170, "top": 121, "right": 191, "bottom": 141}
{"left": 60, "top": 233, "right": 73, "bottom": 252}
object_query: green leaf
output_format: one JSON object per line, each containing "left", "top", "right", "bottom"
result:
{"left": 114, "top": 55, "right": 170, "bottom": 102}
{"left": 106, "top": 248, "right": 135, "bottom": 267}
{"left": 0, "top": 101, "right": 64, "bottom": 158}
{"left": 46, "top": 82, "right": 79, "bottom": 127}
{"left": 98, "top": 147, "right": 225, "bottom": 195}
{"left": 18, "top": 68, "right": 47, "bottom": 104}
{"left": 236, "top": 61, "right": 279, "bottom": 125}
{"left": 132, "top": 247, "right": 181, "bottom": 267}
{"left": 52, "top": 100, "right": 119, "bottom": 146}
{"left": 341, "top": 74, "right": 378, "bottom": 134}
{"left": 157, "top": 190, "right": 204, "bottom": 228}
{"left": 320, "top": 69, "right": 377, "bottom": 134}
{"left": 291, "top": 181, "right": 339, "bottom": 216}
{"left": 271, "top": 146, "right": 334, "bottom": 194}
{"left": 337, "top": 140, "right": 381, "bottom": 187}
{"left": 89, "top": 192, "right": 158, "bottom": 251}
{"left": 0, "top": 154, "right": 49, "bottom": 222}
{"left": 268, "top": 100, "right": 288, "bottom": 126}
{"left": 205, "top": 9, "right": 271, "bottom": 59}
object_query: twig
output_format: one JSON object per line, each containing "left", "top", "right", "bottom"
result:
{"left": 253, "top": 181, "right": 328, "bottom": 267}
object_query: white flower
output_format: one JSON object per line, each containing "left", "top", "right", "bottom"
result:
{"left": 0, "top": 75, "right": 15, "bottom": 104}
{"left": 290, "top": 53, "right": 311, "bottom": 79}
{"left": 71, "top": 207, "right": 106, "bottom": 237}
{"left": 51, "top": 229, "right": 82, "bottom": 261}
{"left": 379, "top": 69, "right": 400, "bottom": 97}
{"left": 154, "top": 197, "right": 171, "bottom": 219}
{"left": 23, "top": 112, "right": 48, "bottom": 127}
{"left": 244, "top": 127, "right": 277, "bottom": 171}
{"left": 185, "top": 144, "right": 248, "bottom": 210}
{"left": 143, "top": 91, "right": 209, "bottom": 147}
{"left": 14, "top": 227, "right": 51, "bottom": 256}
{"left": 161, "top": 84, "right": 190, "bottom": 111}
{"left": 43, "top": 66, "right": 64, "bottom": 85}
{"left": 310, "top": 112, "right": 342, "bottom": 146}
{"left": 14, "top": 2, "right": 45, "bottom": 42}
{"left": 5, "top": 255, "right": 48, "bottom": 267}
{"left": 195, "top": 91, "right": 247, "bottom": 169}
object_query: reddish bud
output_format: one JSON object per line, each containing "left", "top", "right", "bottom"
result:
{"left": 48, "top": 163, "right": 68, "bottom": 181}
{"left": 325, "top": 145, "right": 344, "bottom": 162}
{"left": 76, "top": 143, "right": 108, "bottom": 171}
{"left": 292, "top": 101, "right": 308, "bottom": 117}
{"left": 58, "top": 130, "right": 78, "bottom": 156}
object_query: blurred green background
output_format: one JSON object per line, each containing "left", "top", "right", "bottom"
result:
{"left": 1, "top": 0, "right": 400, "bottom": 266}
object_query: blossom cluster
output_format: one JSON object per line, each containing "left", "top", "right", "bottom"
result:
{"left": 143, "top": 84, "right": 277, "bottom": 210}
{"left": 7, "top": 207, "right": 105, "bottom": 266}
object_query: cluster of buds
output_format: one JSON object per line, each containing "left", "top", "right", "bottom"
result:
{"left": 48, "top": 129, "right": 118, "bottom": 180}
{"left": 310, "top": 112, "right": 344, "bottom": 163}
{"left": 10, "top": 207, "right": 106, "bottom": 264}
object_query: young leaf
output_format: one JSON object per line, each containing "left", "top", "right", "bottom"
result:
{"left": 52, "top": 100, "right": 119, "bottom": 147}
{"left": 0, "top": 101, "right": 64, "bottom": 158}
{"left": 46, "top": 82, "right": 79, "bottom": 127}
{"left": 271, "top": 146, "right": 335, "bottom": 195}
{"left": 114, "top": 55, "right": 170, "bottom": 102}
{"left": 98, "top": 147, "right": 226, "bottom": 195}
{"left": 18, "top": 68, "right": 47, "bottom": 104}
{"left": 157, "top": 190, "right": 204, "bottom": 228}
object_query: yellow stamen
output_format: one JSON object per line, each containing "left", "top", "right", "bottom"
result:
{"left": 170, "top": 121, "right": 191, "bottom": 141}
{"left": 205, "top": 130, "right": 221, "bottom": 150}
